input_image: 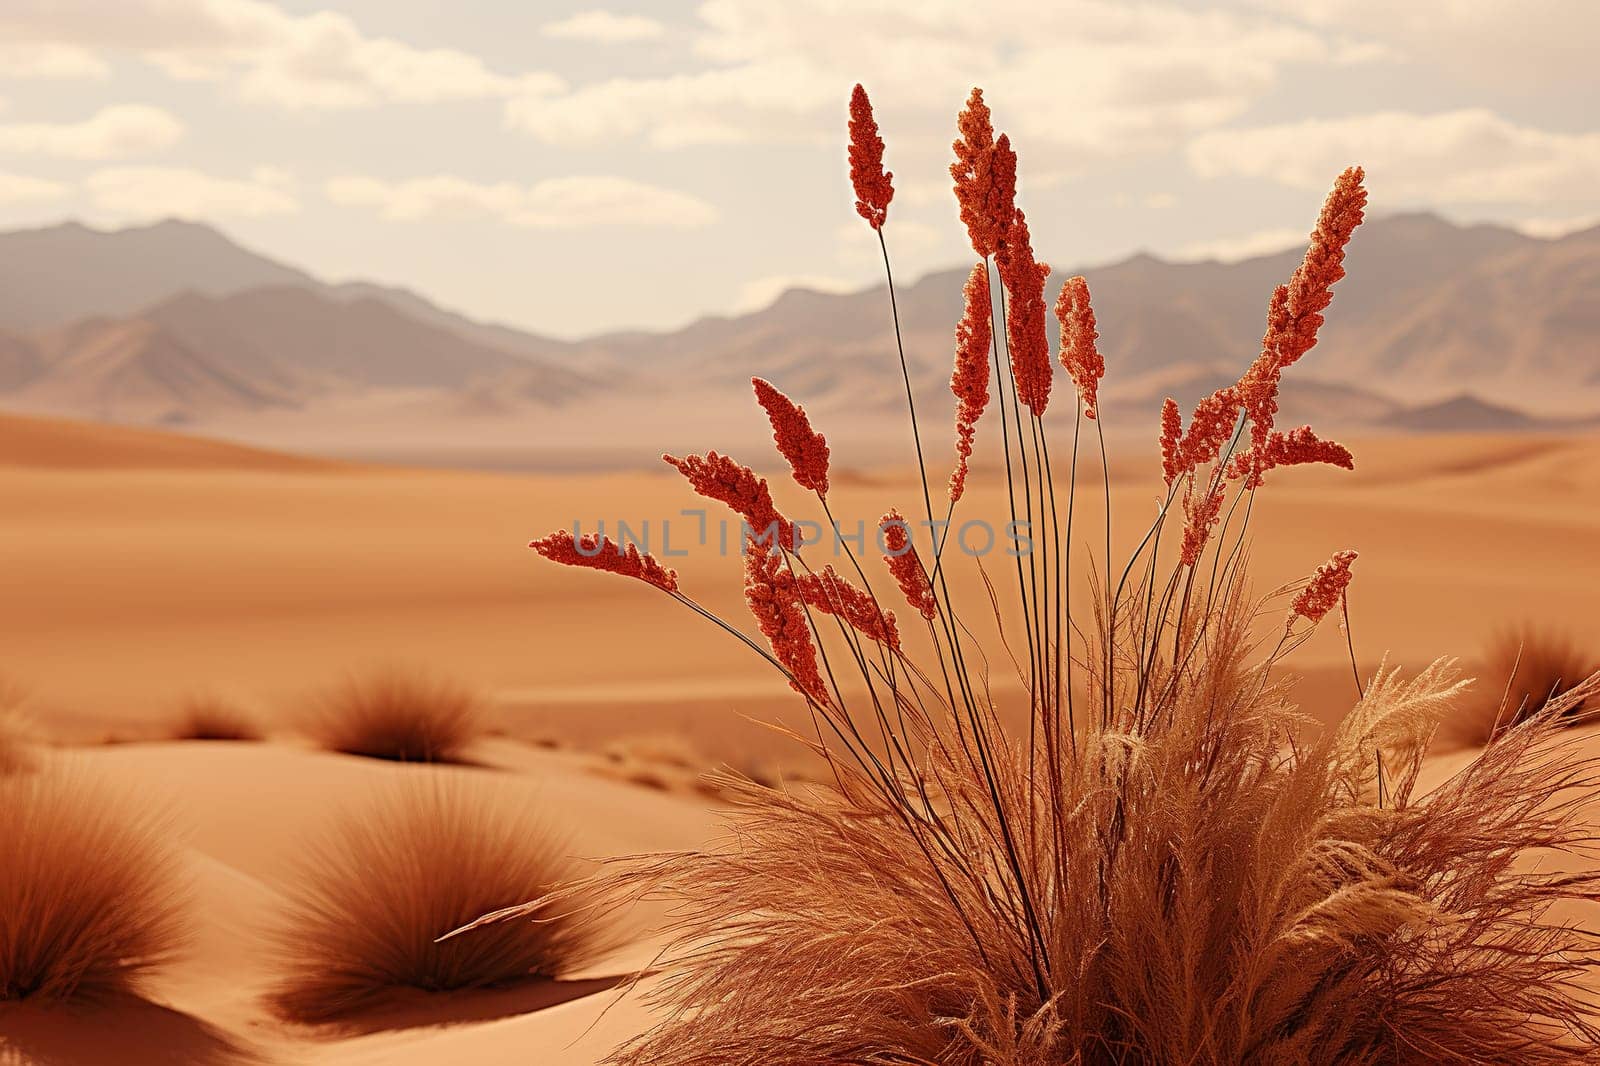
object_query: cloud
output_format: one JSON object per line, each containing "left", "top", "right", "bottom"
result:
{"left": 0, "top": 104, "right": 182, "bottom": 160}
{"left": 505, "top": 0, "right": 1375, "bottom": 152}
{"left": 0, "top": 170, "right": 68, "bottom": 205}
{"left": 1172, "top": 227, "right": 1305, "bottom": 263}
{"left": 0, "top": 0, "right": 562, "bottom": 110}
{"left": 1187, "top": 110, "right": 1600, "bottom": 204}
{"left": 84, "top": 165, "right": 298, "bottom": 220}
{"left": 1512, "top": 213, "right": 1600, "bottom": 240}
{"left": 541, "top": 10, "right": 666, "bottom": 43}
{"left": 0, "top": 41, "right": 109, "bottom": 79}
{"left": 325, "top": 174, "right": 718, "bottom": 229}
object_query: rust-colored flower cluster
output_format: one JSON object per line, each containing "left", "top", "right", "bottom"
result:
{"left": 879, "top": 511, "right": 937, "bottom": 621}
{"left": 949, "top": 263, "right": 992, "bottom": 503}
{"left": 664, "top": 451, "right": 795, "bottom": 549}
{"left": 1178, "top": 481, "right": 1225, "bottom": 567}
{"left": 1291, "top": 549, "right": 1359, "bottom": 623}
{"left": 797, "top": 566, "right": 900, "bottom": 650}
{"left": 995, "top": 209, "right": 1052, "bottom": 416}
{"left": 744, "top": 544, "right": 829, "bottom": 704}
{"left": 1226, "top": 425, "right": 1353, "bottom": 485}
{"left": 753, "top": 377, "right": 830, "bottom": 496}
{"left": 848, "top": 84, "right": 894, "bottom": 230}
{"left": 1055, "top": 275, "right": 1104, "bottom": 419}
{"left": 529, "top": 531, "right": 678, "bottom": 593}
{"left": 950, "top": 89, "right": 1017, "bottom": 259}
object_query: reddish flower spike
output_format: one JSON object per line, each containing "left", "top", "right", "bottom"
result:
{"left": 1178, "top": 480, "right": 1225, "bottom": 567}
{"left": 663, "top": 451, "right": 795, "bottom": 550}
{"left": 1292, "top": 549, "right": 1359, "bottom": 624}
{"left": 1159, "top": 398, "right": 1185, "bottom": 486}
{"left": 1055, "top": 275, "right": 1104, "bottom": 419}
{"left": 1226, "top": 425, "right": 1354, "bottom": 489}
{"left": 879, "top": 510, "right": 937, "bottom": 622}
{"left": 753, "top": 377, "right": 830, "bottom": 496}
{"left": 797, "top": 566, "right": 900, "bottom": 650}
{"left": 951, "top": 90, "right": 1017, "bottom": 259}
{"left": 744, "top": 543, "right": 830, "bottom": 704}
{"left": 530, "top": 531, "right": 678, "bottom": 593}
{"left": 848, "top": 84, "right": 894, "bottom": 230}
{"left": 949, "top": 263, "right": 992, "bottom": 504}
{"left": 995, "top": 208, "right": 1052, "bottom": 416}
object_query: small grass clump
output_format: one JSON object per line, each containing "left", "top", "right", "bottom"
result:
{"left": 307, "top": 670, "right": 483, "bottom": 763}
{"left": 269, "top": 782, "right": 605, "bottom": 1024}
{"left": 1447, "top": 627, "right": 1599, "bottom": 747}
{"left": 0, "top": 771, "right": 187, "bottom": 1003}
{"left": 172, "top": 693, "right": 264, "bottom": 742}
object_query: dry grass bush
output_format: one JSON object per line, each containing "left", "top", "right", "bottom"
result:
{"left": 0, "top": 770, "right": 187, "bottom": 1003}
{"left": 269, "top": 781, "right": 607, "bottom": 1024}
{"left": 483, "top": 86, "right": 1600, "bottom": 1062}
{"left": 307, "top": 670, "right": 483, "bottom": 763}
{"left": 1446, "top": 627, "right": 1599, "bottom": 748}
{"left": 172, "top": 693, "right": 264, "bottom": 742}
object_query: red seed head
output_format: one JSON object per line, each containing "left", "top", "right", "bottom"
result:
{"left": 1055, "top": 275, "right": 1104, "bottom": 419}
{"left": 663, "top": 451, "right": 795, "bottom": 549}
{"left": 879, "top": 510, "right": 937, "bottom": 622}
{"left": 848, "top": 84, "right": 894, "bottom": 230}
{"left": 1178, "top": 480, "right": 1225, "bottom": 567}
{"left": 1159, "top": 398, "right": 1185, "bottom": 486}
{"left": 1291, "top": 548, "right": 1359, "bottom": 624}
{"left": 949, "top": 263, "right": 992, "bottom": 503}
{"left": 743, "top": 542, "right": 830, "bottom": 704}
{"left": 530, "top": 531, "right": 678, "bottom": 593}
{"left": 1226, "top": 425, "right": 1354, "bottom": 489}
{"left": 951, "top": 90, "right": 1017, "bottom": 259}
{"left": 797, "top": 566, "right": 900, "bottom": 650}
{"left": 1177, "top": 385, "right": 1240, "bottom": 476}
{"left": 752, "top": 377, "right": 830, "bottom": 496}
{"left": 995, "top": 209, "right": 1052, "bottom": 416}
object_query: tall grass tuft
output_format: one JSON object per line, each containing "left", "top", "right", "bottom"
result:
{"left": 484, "top": 84, "right": 1600, "bottom": 1062}
{"left": 307, "top": 670, "right": 482, "bottom": 763}
{"left": 270, "top": 782, "right": 605, "bottom": 1024}
{"left": 1447, "top": 626, "right": 1599, "bottom": 747}
{"left": 0, "top": 771, "right": 187, "bottom": 1003}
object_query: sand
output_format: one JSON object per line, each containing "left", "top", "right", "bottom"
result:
{"left": 3, "top": 413, "right": 1600, "bottom": 1062}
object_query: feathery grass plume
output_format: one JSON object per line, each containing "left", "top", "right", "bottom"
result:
{"left": 796, "top": 565, "right": 900, "bottom": 650}
{"left": 949, "top": 262, "right": 992, "bottom": 503}
{"left": 1227, "top": 424, "right": 1354, "bottom": 484}
{"left": 879, "top": 509, "right": 937, "bottom": 621}
{"left": 1292, "top": 548, "right": 1359, "bottom": 624}
{"left": 995, "top": 209, "right": 1053, "bottom": 415}
{"left": 1054, "top": 275, "right": 1104, "bottom": 419}
{"left": 752, "top": 377, "right": 830, "bottom": 496}
{"left": 1, "top": 770, "right": 187, "bottom": 1003}
{"left": 847, "top": 84, "right": 893, "bottom": 229}
{"left": 269, "top": 781, "right": 604, "bottom": 1024}
{"left": 743, "top": 542, "right": 829, "bottom": 705}
{"left": 172, "top": 692, "right": 263, "bottom": 741}
{"left": 307, "top": 669, "right": 483, "bottom": 763}
{"left": 1447, "top": 627, "right": 1600, "bottom": 747}
{"left": 531, "top": 530, "right": 678, "bottom": 592}
{"left": 951, "top": 89, "right": 1017, "bottom": 258}
{"left": 502, "top": 85, "right": 1600, "bottom": 1065}
{"left": 663, "top": 451, "right": 795, "bottom": 549}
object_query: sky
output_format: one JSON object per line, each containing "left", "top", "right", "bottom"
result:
{"left": 0, "top": 0, "right": 1596, "bottom": 339}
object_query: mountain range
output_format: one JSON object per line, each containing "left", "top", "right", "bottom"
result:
{"left": 0, "top": 214, "right": 1594, "bottom": 453}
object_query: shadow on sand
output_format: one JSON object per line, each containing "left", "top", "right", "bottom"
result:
{"left": 0, "top": 994, "right": 260, "bottom": 1066}
{"left": 307, "top": 973, "right": 632, "bottom": 1038}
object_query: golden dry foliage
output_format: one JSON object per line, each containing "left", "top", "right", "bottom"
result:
{"left": 0, "top": 770, "right": 188, "bottom": 1003}
{"left": 1447, "top": 627, "right": 1599, "bottom": 747}
{"left": 307, "top": 670, "right": 482, "bottom": 763}
{"left": 269, "top": 781, "right": 606, "bottom": 1024}
{"left": 172, "top": 692, "right": 264, "bottom": 742}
